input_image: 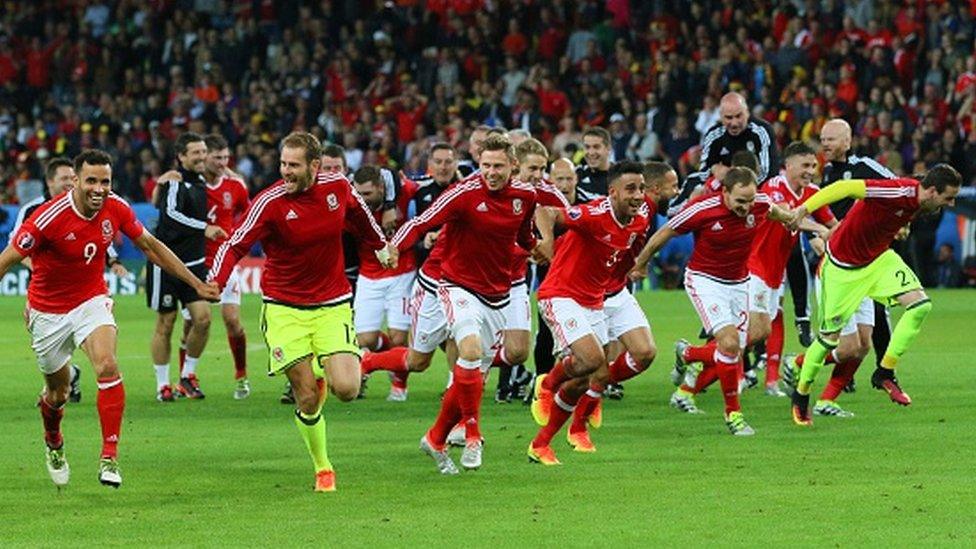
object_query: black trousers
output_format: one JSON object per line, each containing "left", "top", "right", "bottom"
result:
{"left": 786, "top": 241, "right": 810, "bottom": 321}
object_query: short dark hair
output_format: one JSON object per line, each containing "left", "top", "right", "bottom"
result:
{"left": 582, "top": 126, "right": 611, "bottom": 146}
{"left": 920, "top": 163, "right": 962, "bottom": 193}
{"left": 175, "top": 132, "right": 205, "bottom": 155}
{"left": 782, "top": 141, "right": 817, "bottom": 160}
{"left": 429, "top": 142, "right": 456, "bottom": 157}
{"left": 723, "top": 166, "right": 758, "bottom": 191}
{"left": 729, "top": 150, "right": 758, "bottom": 172}
{"left": 608, "top": 160, "right": 645, "bottom": 186}
{"left": 204, "top": 133, "right": 228, "bottom": 151}
{"left": 643, "top": 161, "right": 675, "bottom": 187}
{"left": 45, "top": 157, "right": 74, "bottom": 182}
{"left": 353, "top": 165, "right": 382, "bottom": 185}
{"left": 73, "top": 149, "right": 113, "bottom": 173}
{"left": 281, "top": 132, "right": 323, "bottom": 164}
{"left": 322, "top": 143, "right": 346, "bottom": 160}
{"left": 481, "top": 133, "right": 516, "bottom": 162}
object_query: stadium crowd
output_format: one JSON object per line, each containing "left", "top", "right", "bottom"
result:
{"left": 0, "top": 0, "right": 974, "bottom": 285}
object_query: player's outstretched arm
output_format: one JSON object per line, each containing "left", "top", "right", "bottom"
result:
{"left": 0, "top": 245, "right": 25, "bottom": 278}
{"left": 532, "top": 206, "right": 564, "bottom": 264}
{"left": 134, "top": 231, "right": 219, "bottom": 301}
{"left": 630, "top": 225, "right": 677, "bottom": 280}
{"left": 789, "top": 179, "right": 866, "bottom": 229}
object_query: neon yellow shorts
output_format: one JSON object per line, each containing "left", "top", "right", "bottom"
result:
{"left": 817, "top": 249, "right": 921, "bottom": 334}
{"left": 260, "top": 302, "right": 360, "bottom": 376}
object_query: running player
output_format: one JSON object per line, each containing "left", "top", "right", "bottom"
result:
{"left": 209, "top": 132, "right": 394, "bottom": 492}
{"left": 0, "top": 149, "right": 218, "bottom": 488}
{"left": 787, "top": 165, "right": 961, "bottom": 425}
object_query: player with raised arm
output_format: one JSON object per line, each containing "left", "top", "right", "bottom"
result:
{"left": 391, "top": 133, "right": 538, "bottom": 474}
{"left": 787, "top": 165, "right": 961, "bottom": 425}
{"left": 0, "top": 149, "right": 218, "bottom": 488}
{"left": 209, "top": 132, "right": 395, "bottom": 492}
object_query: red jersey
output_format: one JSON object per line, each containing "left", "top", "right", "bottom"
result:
{"left": 509, "top": 180, "right": 571, "bottom": 283}
{"left": 827, "top": 178, "right": 920, "bottom": 268}
{"left": 667, "top": 191, "right": 771, "bottom": 283}
{"left": 393, "top": 174, "right": 537, "bottom": 303}
{"left": 747, "top": 175, "right": 835, "bottom": 287}
{"left": 209, "top": 172, "right": 386, "bottom": 307}
{"left": 538, "top": 198, "right": 651, "bottom": 309}
{"left": 12, "top": 192, "right": 145, "bottom": 313}
{"left": 205, "top": 175, "right": 250, "bottom": 266}
{"left": 606, "top": 195, "right": 659, "bottom": 296}
{"left": 358, "top": 178, "right": 419, "bottom": 279}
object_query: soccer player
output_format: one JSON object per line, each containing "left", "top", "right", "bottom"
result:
{"left": 169, "top": 134, "right": 252, "bottom": 399}
{"left": 492, "top": 138, "right": 570, "bottom": 403}
{"left": 699, "top": 92, "right": 779, "bottom": 182}
{"left": 209, "top": 132, "right": 394, "bottom": 492}
{"left": 527, "top": 161, "right": 651, "bottom": 464}
{"left": 351, "top": 165, "right": 418, "bottom": 401}
{"left": 783, "top": 118, "right": 901, "bottom": 417}
{"left": 0, "top": 149, "right": 219, "bottom": 488}
{"left": 787, "top": 165, "right": 961, "bottom": 425}
{"left": 147, "top": 132, "right": 226, "bottom": 401}
{"left": 576, "top": 126, "right": 612, "bottom": 201}
{"left": 672, "top": 143, "right": 835, "bottom": 404}
{"left": 631, "top": 167, "right": 794, "bottom": 435}
{"left": 392, "top": 133, "right": 538, "bottom": 473}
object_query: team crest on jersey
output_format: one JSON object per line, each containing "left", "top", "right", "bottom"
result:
{"left": 746, "top": 214, "right": 755, "bottom": 228}
{"left": 327, "top": 193, "right": 339, "bottom": 211}
{"left": 567, "top": 207, "right": 582, "bottom": 220}
{"left": 101, "top": 219, "right": 114, "bottom": 243}
{"left": 223, "top": 191, "right": 232, "bottom": 209}
{"left": 17, "top": 233, "right": 34, "bottom": 250}
{"left": 513, "top": 198, "right": 523, "bottom": 214}
{"left": 272, "top": 347, "right": 285, "bottom": 362}
{"left": 162, "top": 295, "right": 173, "bottom": 307}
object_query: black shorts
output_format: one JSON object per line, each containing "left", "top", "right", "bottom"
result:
{"left": 146, "top": 262, "right": 207, "bottom": 312}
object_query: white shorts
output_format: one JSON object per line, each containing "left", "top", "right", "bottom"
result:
{"left": 220, "top": 266, "right": 243, "bottom": 306}
{"left": 815, "top": 275, "right": 875, "bottom": 336}
{"left": 438, "top": 284, "right": 505, "bottom": 368}
{"left": 684, "top": 271, "right": 749, "bottom": 347}
{"left": 409, "top": 282, "right": 448, "bottom": 354}
{"left": 502, "top": 282, "right": 531, "bottom": 332}
{"left": 539, "top": 297, "right": 609, "bottom": 356}
{"left": 604, "top": 288, "right": 650, "bottom": 340}
{"left": 28, "top": 295, "right": 116, "bottom": 374}
{"left": 748, "top": 274, "right": 785, "bottom": 318}
{"left": 353, "top": 271, "right": 415, "bottom": 333}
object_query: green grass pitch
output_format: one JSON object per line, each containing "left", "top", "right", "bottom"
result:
{"left": 1, "top": 289, "right": 974, "bottom": 547}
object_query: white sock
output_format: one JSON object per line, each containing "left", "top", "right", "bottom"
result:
{"left": 183, "top": 356, "right": 198, "bottom": 377}
{"left": 154, "top": 364, "right": 170, "bottom": 390}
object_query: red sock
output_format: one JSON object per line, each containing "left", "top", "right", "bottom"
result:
{"left": 819, "top": 358, "right": 862, "bottom": 401}
{"left": 684, "top": 361, "right": 719, "bottom": 394}
{"left": 228, "top": 333, "right": 247, "bottom": 379}
{"left": 683, "top": 340, "right": 717, "bottom": 363}
{"left": 542, "top": 356, "right": 571, "bottom": 392}
{"left": 608, "top": 352, "right": 645, "bottom": 384}
{"left": 452, "top": 364, "right": 484, "bottom": 442}
{"left": 178, "top": 345, "right": 186, "bottom": 377}
{"left": 427, "top": 384, "right": 461, "bottom": 448}
{"left": 765, "top": 312, "right": 784, "bottom": 383}
{"left": 391, "top": 371, "right": 410, "bottom": 390}
{"left": 714, "top": 350, "right": 741, "bottom": 414}
{"left": 570, "top": 386, "right": 602, "bottom": 434}
{"left": 96, "top": 376, "right": 125, "bottom": 459}
{"left": 361, "top": 347, "right": 409, "bottom": 375}
{"left": 532, "top": 386, "right": 579, "bottom": 448}
{"left": 39, "top": 395, "right": 64, "bottom": 449}
{"left": 490, "top": 345, "right": 511, "bottom": 368}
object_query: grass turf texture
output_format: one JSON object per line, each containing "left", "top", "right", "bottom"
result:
{"left": 1, "top": 290, "right": 974, "bottom": 547}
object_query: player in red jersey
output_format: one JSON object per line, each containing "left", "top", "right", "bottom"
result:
{"left": 392, "top": 134, "right": 539, "bottom": 474}
{"left": 0, "top": 150, "right": 219, "bottom": 488}
{"left": 490, "top": 138, "right": 571, "bottom": 403}
{"left": 672, "top": 143, "right": 835, "bottom": 404}
{"left": 209, "top": 132, "right": 394, "bottom": 492}
{"left": 526, "top": 161, "right": 651, "bottom": 464}
{"left": 351, "top": 165, "right": 418, "bottom": 400}
{"left": 561, "top": 161, "right": 679, "bottom": 451}
{"left": 786, "top": 165, "right": 961, "bottom": 425}
{"left": 631, "top": 167, "right": 793, "bottom": 435}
